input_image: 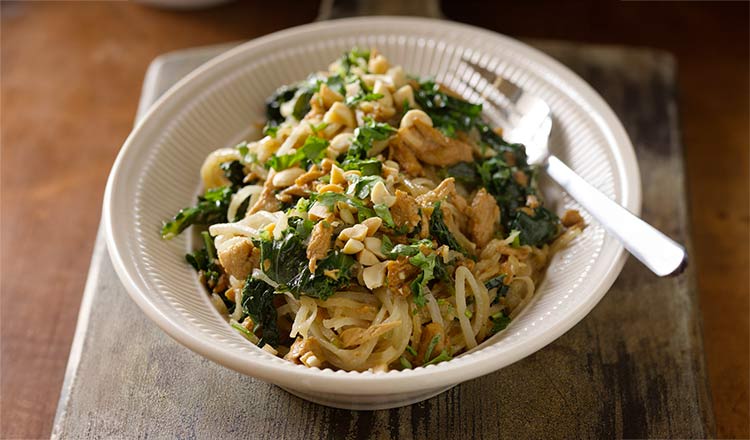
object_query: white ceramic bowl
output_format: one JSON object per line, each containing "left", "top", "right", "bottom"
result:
{"left": 104, "top": 17, "right": 640, "bottom": 410}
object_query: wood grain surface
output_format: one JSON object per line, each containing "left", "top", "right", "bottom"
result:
{"left": 1, "top": 1, "right": 747, "bottom": 439}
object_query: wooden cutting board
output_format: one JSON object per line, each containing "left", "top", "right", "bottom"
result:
{"left": 51, "top": 41, "right": 715, "bottom": 439}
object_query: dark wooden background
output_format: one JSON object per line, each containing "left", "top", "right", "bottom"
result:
{"left": 1, "top": 1, "right": 747, "bottom": 438}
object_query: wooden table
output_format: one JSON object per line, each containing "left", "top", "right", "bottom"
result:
{"left": 1, "top": 2, "right": 747, "bottom": 438}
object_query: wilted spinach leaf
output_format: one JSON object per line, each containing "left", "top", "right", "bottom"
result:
{"left": 510, "top": 207, "right": 559, "bottom": 246}
{"left": 429, "top": 202, "right": 465, "bottom": 254}
{"left": 161, "top": 186, "right": 233, "bottom": 239}
{"left": 241, "top": 278, "right": 278, "bottom": 347}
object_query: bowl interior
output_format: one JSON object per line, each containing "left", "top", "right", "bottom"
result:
{"left": 106, "top": 17, "right": 637, "bottom": 394}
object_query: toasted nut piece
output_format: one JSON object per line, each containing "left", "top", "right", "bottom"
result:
{"left": 319, "top": 83, "right": 344, "bottom": 108}
{"left": 324, "top": 102, "right": 356, "bottom": 128}
{"left": 308, "top": 202, "right": 331, "bottom": 221}
{"left": 339, "top": 224, "right": 369, "bottom": 242}
{"left": 342, "top": 238, "right": 365, "bottom": 254}
{"left": 330, "top": 164, "right": 346, "bottom": 185}
{"left": 258, "top": 136, "right": 281, "bottom": 162}
{"left": 329, "top": 133, "right": 353, "bottom": 155}
{"left": 392, "top": 85, "right": 416, "bottom": 110}
{"left": 368, "top": 54, "right": 389, "bottom": 74}
{"left": 358, "top": 248, "right": 380, "bottom": 266}
{"left": 317, "top": 183, "right": 344, "bottom": 193}
{"left": 362, "top": 217, "right": 383, "bottom": 236}
{"left": 371, "top": 181, "right": 396, "bottom": 207}
{"left": 271, "top": 167, "right": 305, "bottom": 188}
{"left": 400, "top": 109, "right": 433, "bottom": 130}
{"left": 387, "top": 66, "right": 407, "bottom": 89}
{"left": 384, "top": 160, "right": 400, "bottom": 171}
{"left": 364, "top": 237, "right": 386, "bottom": 258}
{"left": 339, "top": 206, "right": 355, "bottom": 224}
{"left": 373, "top": 80, "right": 393, "bottom": 107}
{"left": 362, "top": 261, "right": 388, "bottom": 289}
{"left": 300, "top": 352, "right": 323, "bottom": 368}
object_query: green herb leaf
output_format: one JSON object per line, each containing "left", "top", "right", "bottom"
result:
{"left": 399, "top": 356, "right": 413, "bottom": 369}
{"left": 345, "top": 92, "right": 384, "bottom": 106}
{"left": 423, "top": 334, "right": 441, "bottom": 363}
{"left": 408, "top": 252, "right": 441, "bottom": 307}
{"left": 344, "top": 118, "right": 397, "bottom": 162}
{"left": 262, "top": 124, "right": 279, "bottom": 138}
{"left": 266, "top": 135, "right": 329, "bottom": 171}
{"left": 489, "top": 311, "right": 512, "bottom": 336}
{"left": 381, "top": 236, "right": 433, "bottom": 259}
{"left": 161, "top": 186, "right": 233, "bottom": 239}
{"left": 342, "top": 158, "right": 382, "bottom": 176}
{"left": 374, "top": 204, "right": 395, "bottom": 229}
{"left": 423, "top": 349, "right": 452, "bottom": 367}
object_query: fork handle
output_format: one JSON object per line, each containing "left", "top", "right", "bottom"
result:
{"left": 545, "top": 155, "right": 687, "bottom": 276}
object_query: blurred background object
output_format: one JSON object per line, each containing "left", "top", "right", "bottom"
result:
{"left": 135, "top": 0, "right": 234, "bottom": 10}
{"left": 1, "top": 1, "right": 747, "bottom": 438}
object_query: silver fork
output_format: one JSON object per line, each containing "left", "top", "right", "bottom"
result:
{"left": 461, "top": 59, "right": 687, "bottom": 277}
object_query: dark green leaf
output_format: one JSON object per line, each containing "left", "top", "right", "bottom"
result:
{"left": 341, "top": 158, "right": 382, "bottom": 176}
{"left": 510, "top": 207, "right": 559, "bottom": 246}
{"left": 489, "top": 311, "right": 512, "bottom": 336}
{"left": 446, "top": 161, "right": 481, "bottom": 189}
{"left": 220, "top": 160, "right": 245, "bottom": 187}
{"left": 241, "top": 278, "right": 279, "bottom": 347}
{"left": 265, "top": 84, "right": 298, "bottom": 126}
{"left": 161, "top": 186, "right": 233, "bottom": 239}
{"left": 428, "top": 201, "right": 465, "bottom": 254}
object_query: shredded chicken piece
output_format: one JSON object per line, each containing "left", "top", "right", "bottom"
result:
{"left": 418, "top": 208, "right": 431, "bottom": 239}
{"left": 513, "top": 170, "right": 529, "bottom": 187}
{"left": 397, "top": 120, "right": 474, "bottom": 166}
{"left": 386, "top": 256, "right": 421, "bottom": 296}
{"left": 414, "top": 322, "right": 448, "bottom": 366}
{"left": 561, "top": 209, "right": 585, "bottom": 228}
{"left": 526, "top": 194, "right": 540, "bottom": 209}
{"left": 415, "top": 177, "right": 468, "bottom": 212}
{"left": 306, "top": 221, "right": 334, "bottom": 272}
{"left": 284, "top": 337, "right": 326, "bottom": 366}
{"left": 388, "top": 137, "right": 424, "bottom": 176}
{"left": 468, "top": 188, "right": 500, "bottom": 248}
{"left": 217, "top": 238, "right": 258, "bottom": 280}
{"left": 390, "top": 190, "right": 421, "bottom": 230}
{"left": 440, "top": 204, "right": 476, "bottom": 254}
{"left": 248, "top": 170, "right": 281, "bottom": 214}
{"left": 339, "top": 321, "right": 401, "bottom": 348}
{"left": 277, "top": 184, "right": 311, "bottom": 203}
{"left": 295, "top": 165, "right": 325, "bottom": 186}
